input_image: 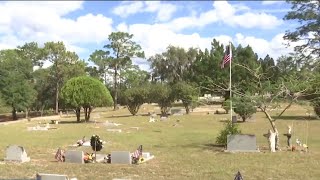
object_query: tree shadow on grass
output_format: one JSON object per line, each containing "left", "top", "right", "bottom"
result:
{"left": 180, "top": 142, "right": 225, "bottom": 152}
{"left": 105, "top": 114, "right": 133, "bottom": 118}
{"left": 57, "top": 120, "right": 82, "bottom": 124}
{"left": 272, "top": 115, "right": 319, "bottom": 121}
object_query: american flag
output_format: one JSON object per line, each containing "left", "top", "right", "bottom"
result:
{"left": 221, "top": 44, "right": 232, "bottom": 68}
{"left": 132, "top": 145, "right": 142, "bottom": 159}
{"left": 55, "top": 148, "right": 65, "bottom": 162}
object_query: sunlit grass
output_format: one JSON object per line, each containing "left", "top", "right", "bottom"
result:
{"left": 0, "top": 104, "right": 319, "bottom": 180}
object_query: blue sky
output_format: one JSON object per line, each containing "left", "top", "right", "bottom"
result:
{"left": 0, "top": 1, "right": 300, "bottom": 70}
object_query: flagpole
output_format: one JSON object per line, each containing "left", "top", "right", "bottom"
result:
{"left": 229, "top": 42, "right": 232, "bottom": 122}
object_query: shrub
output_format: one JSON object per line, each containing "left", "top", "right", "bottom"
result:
{"left": 124, "top": 86, "right": 149, "bottom": 115}
{"left": 216, "top": 121, "right": 241, "bottom": 145}
{"left": 311, "top": 97, "right": 320, "bottom": 117}
{"left": 60, "top": 76, "right": 113, "bottom": 122}
{"left": 222, "top": 99, "right": 231, "bottom": 114}
{"left": 172, "top": 82, "right": 199, "bottom": 114}
{"left": 233, "top": 96, "right": 256, "bottom": 122}
{"left": 149, "top": 83, "right": 175, "bottom": 116}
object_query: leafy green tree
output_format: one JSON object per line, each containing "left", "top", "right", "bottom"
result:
{"left": 149, "top": 83, "right": 175, "bottom": 116}
{"left": 32, "top": 68, "right": 55, "bottom": 115}
{"left": 17, "top": 42, "right": 44, "bottom": 67}
{"left": 233, "top": 45, "right": 260, "bottom": 93}
{"left": 216, "top": 121, "right": 241, "bottom": 145}
{"left": 283, "top": 0, "right": 320, "bottom": 58}
{"left": 43, "top": 41, "right": 86, "bottom": 114}
{"left": 148, "top": 54, "right": 167, "bottom": 82}
{"left": 311, "top": 97, "right": 320, "bottom": 117}
{"left": 188, "top": 39, "right": 228, "bottom": 95}
{"left": 60, "top": 76, "right": 113, "bottom": 122}
{"left": 233, "top": 96, "right": 257, "bottom": 122}
{"left": 120, "top": 65, "right": 149, "bottom": 88}
{"left": 0, "top": 49, "right": 37, "bottom": 120}
{"left": 104, "top": 32, "right": 145, "bottom": 110}
{"left": 148, "top": 46, "right": 198, "bottom": 83}
{"left": 88, "top": 50, "right": 111, "bottom": 84}
{"left": 259, "top": 54, "right": 279, "bottom": 83}
{"left": 222, "top": 99, "right": 231, "bottom": 114}
{"left": 173, "top": 81, "right": 198, "bottom": 114}
{"left": 124, "top": 86, "right": 149, "bottom": 115}
{"left": 85, "top": 66, "right": 103, "bottom": 81}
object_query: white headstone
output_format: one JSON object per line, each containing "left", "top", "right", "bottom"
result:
{"left": 149, "top": 116, "right": 155, "bottom": 122}
{"left": 65, "top": 150, "right": 84, "bottom": 164}
{"left": 107, "top": 129, "right": 122, "bottom": 133}
{"left": 142, "top": 152, "right": 151, "bottom": 159}
{"left": 4, "top": 145, "right": 30, "bottom": 163}
{"left": 36, "top": 173, "right": 69, "bottom": 180}
{"left": 111, "top": 151, "right": 132, "bottom": 164}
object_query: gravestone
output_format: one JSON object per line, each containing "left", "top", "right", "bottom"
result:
{"left": 142, "top": 152, "right": 151, "bottom": 159}
{"left": 65, "top": 150, "right": 84, "bottom": 164}
{"left": 111, "top": 151, "right": 132, "bottom": 164}
{"left": 4, "top": 145, "right": 30, "bottom": 163}
{"left": 226, "top": 134, "right": 259, "bottom": 152}
{"left": 171, "top": 108, "right": 186, "bottom": 115}
{"left": 107, "top": 129, "right": 122, "bottom": 133}
{"left": 36, "top": 173, "right": 68, "bottom": 180}
{"left": 149, "top": 116, "right": 156, "bottom": 122}
{"left": 232, "top": 116, "right": 237, "bottom": 124}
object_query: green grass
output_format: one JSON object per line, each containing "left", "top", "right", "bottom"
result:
{"left": 0, "top": 104, "right": 319, "bottom": 180}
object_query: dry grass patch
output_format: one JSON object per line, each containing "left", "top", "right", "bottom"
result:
{"left": 0, "top": 104, "right": 319, "bottom": 179}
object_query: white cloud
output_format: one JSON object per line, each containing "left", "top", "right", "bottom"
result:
{"left": 261, "top": 1, "right": 284, "bottom": 5}
{"left": 234, "top": 33, "right": 299, "bottom": 59}
{"left": 116, "top": 22, "right": 129, "bottom": 32}
{"left": 125, "top": 21, "right": 294, "bottom": 63}
{"left": 0, "top": 1, "right": 113, "bottom": 55}
{"left": 112, "top": 1, "right": 144, "bottom": 18}
{"left": 127, "top": 23, "right": 235, "bottom": 58}
{"left": 112, "top": 1, "right": 177, "bottom": 22}
{"left": 145, "top": 1, "right": 177, "bottom": 22}
{"left": 162, "top": 1, "right": 282, "bottom": 32}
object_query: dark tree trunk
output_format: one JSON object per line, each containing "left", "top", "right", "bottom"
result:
{"left": 75, "top": 107, "right": 81, "bottom": 122}
{"left": 55, "top": 81, "right": 59, "bottom": 114}
{"left": 12, "top": 107, "right": 17, "bottom": 120}
{"left": 113, "top": 64, "right": 118, "bottom": 111}
{"left": 25, "top": 108, "right": 29, "bottom": 119}
{"left": 40, "top": 105, "right": 45, "bottom": 117}
{"left": 242, "top": 116, "right": 246, "bottom": 122}
{"left": 84, "top": 106, "right": 93, "bottom": 122}
{"left": 184, "top": 103, "right": 190, "bottom": 114}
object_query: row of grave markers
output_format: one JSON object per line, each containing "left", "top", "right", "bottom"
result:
{"left": 4, "top": 145, "right": 154, "bottom": 165}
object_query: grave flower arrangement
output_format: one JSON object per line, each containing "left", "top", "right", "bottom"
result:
{"left": 84, "top": 152, "right": 94, "bottom": 163}
{"left": 90, "top": 134, "right": 103, "bottom": 151}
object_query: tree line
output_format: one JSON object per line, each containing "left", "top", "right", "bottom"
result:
{"left": 0, "top": 0, "right": 318, "bottom": 122}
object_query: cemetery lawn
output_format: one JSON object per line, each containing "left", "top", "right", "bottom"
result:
{"left": 0, "top": 104, "right": 320, "bottom": 180}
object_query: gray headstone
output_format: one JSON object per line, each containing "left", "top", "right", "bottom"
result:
{"left": 111, "top": 151, "right": 132, "bottom": 164}
{"left": 36, "top": 173, "right": 68, "bottom": 180}
{"left": 65, "top": 150, "right": 84, "bottom": 164}
{"left": 171, "top": 108, "right": 186, "bottom": 115}
{"left": 232, "top": 116, "right": 237, "bottom": 123}
{"left": 227, "top": 134, "right": 259, "bottom": 152}
{"left": 4, "top": 145, "right": 30, "bottom": 163}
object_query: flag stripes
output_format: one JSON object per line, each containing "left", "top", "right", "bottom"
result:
{"left": 221, "top": 44, "right": 232, "bottom": 68}
{"left": 132, "top": 145, "right": 142, "bottom": 159}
